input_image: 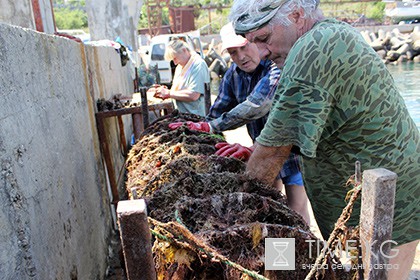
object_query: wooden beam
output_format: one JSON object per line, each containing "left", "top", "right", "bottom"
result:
{"left": 117, "top": 199, "right": 156, "bottom": 280}
{"left": 360, "top": 168, "right": 397, "bottom": 280}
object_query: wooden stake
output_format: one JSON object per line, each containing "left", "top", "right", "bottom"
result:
{"left": 360, "top": 168, "right": 397, "bottom": 280}
{"left": 117, "top": 199, "right": 156, "bottom": 280}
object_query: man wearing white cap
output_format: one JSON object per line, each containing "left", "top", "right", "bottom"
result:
{"left": 169, "top": 22, "right": 310, "bottom": 224}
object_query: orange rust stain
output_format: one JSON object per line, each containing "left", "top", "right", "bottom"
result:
{"left": 80, "top": 44, "right": 101, "bottom": 158}
{"left": 31, "top": 0, "right": 44, "bottom": 32}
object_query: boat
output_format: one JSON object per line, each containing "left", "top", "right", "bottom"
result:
{"left": 385, "top": 0, "right": 420, "bottom": 23}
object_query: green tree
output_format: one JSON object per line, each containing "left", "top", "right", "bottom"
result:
{"left": 137, "top": 5, "right": 170, "bottom": 29}
{"left": 54, "top": 8, "right": 88, "bottom": 29}
{"left": 53, "top": 0, "right": 88, "bottom": 30}
{"left": 366, "top": 2, "right": 385, "bottom": 21}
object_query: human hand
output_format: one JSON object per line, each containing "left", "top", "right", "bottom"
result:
{"left": 146, "top": 84, "right": 160, "bottom": 95}
{"left": 168, "top": 121, "right": 211, "bottom": 132}
{"left": 215, "top": 142, "right": 253, "bottom": 161}
{"left": 154, "top": 86, "right": 170, "bottom": 100}
{"left": 147, "top": 85, "right": 170, "bottom": 99}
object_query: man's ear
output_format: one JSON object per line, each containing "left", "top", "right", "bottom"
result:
{"left": 290, "top": 8, "right": 305, "bottom": 29}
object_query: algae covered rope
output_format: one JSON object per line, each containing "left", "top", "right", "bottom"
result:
{"left": 148, "top": 217, "right": 269, "bottom": 280}
{"left": 304, "top": 181, "right": 362, "bottom": 280}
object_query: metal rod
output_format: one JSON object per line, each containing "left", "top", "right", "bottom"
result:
{"left": 205, "top": 82, "right": 211, "bottom": 115}
{"left": 140, "top": 87, "right": 149, "bottom": 128}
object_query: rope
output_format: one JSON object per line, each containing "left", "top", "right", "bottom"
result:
{"left": 149, "top": 217, "right": 269, "bottom": 280}
{"left": 304, "top": 183, "right": 362, "bottom": 280}
{"left": 148, "top": 163, "right": 364, "bottom": 280}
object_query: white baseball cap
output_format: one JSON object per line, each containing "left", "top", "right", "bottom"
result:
{"left": 220, "top": 22, "right": 248, "bottom": 51}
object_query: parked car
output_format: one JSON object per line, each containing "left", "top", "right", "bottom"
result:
{"left": 139, "top": 33, "right": 204, "bottom": 87}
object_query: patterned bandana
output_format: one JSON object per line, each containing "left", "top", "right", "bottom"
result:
{"left": 233, "top": 0, "right": 290, "bottom": 35}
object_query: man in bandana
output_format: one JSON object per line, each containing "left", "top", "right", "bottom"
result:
{"left": 230, "top": 0, "right": 419, "bottom": 278}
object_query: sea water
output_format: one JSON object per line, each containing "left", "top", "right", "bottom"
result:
{"left": 386, "top": 62, "right": 420, "bottom": 130}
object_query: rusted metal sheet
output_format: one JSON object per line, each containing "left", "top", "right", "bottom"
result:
{"left": 169, "top": 6, "right": 195, "bottom": 33}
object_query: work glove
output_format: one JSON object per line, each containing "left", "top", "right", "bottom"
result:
{"left": 168, "top": 121, "right": 211, "bottom": 133}
{"left": 215, "top": 142, "right": 253, "bottom": 161}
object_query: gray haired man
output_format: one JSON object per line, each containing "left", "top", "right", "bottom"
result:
{"left": 230, "top": 0, "right": 420, "bottom": 279}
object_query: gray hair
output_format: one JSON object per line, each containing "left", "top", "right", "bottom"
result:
{"left": 230, "top": 0, "right": 322, "bottom": 34}
{"left": 164, "top": 39, "right": 192, "bottom": 61}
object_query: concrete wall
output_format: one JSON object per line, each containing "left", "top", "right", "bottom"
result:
{"left": 0, "top": 0, "right": 34, "bottom": 30}
{"left": 85, "top": 0, "right": 143, "bottom": 51}
{"left": 0, "top": 0, "right": 55, "bottom": 33}
{"left": 37, "top": 0, "right": 56, "bottom": 33}
{"left": 0, "top": 22, "right": 133, "bottom": 279}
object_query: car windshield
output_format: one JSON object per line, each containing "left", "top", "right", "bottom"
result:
{"left": 151, "top": 43, "right": 165, "bottom": 61}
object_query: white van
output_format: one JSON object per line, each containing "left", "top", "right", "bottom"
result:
{"left": 141, "top": 33, "right": 204, "bottom": 86}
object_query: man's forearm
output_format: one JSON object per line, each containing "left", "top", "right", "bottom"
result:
{"left": 169, "top": 89, "right": 200, "bottom": 102}
{"left": 208, "top": 99, "right": 272, "bottom": 132}
{"left": 246, "top": 142, "right": 292, "bottom": 186}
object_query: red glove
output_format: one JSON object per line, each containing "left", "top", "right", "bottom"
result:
{"left": 215, "top": 142, "right": 253, "bottom": 161}
{"left": 168, "top": 121, "right": 211, "bottom": 132}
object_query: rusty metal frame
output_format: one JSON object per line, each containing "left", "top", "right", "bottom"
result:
{"left": 95, "top": 102, "right": 174, "bottom": 205}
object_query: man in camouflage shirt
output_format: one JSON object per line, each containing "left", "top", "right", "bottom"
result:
{"left": 230, "top": 0, "right": 419, "bottom": 278}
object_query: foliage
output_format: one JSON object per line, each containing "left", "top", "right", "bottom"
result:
{"left": 320, "top": 1, "right": 385, "bottom": 23}
{"left": 195, "top": 7, "right": 230, "bottom": 34}
{"left": 138, "top": 5, "right": 170, "bottom": 29}
{"left": 53, "top": 0, "right": 87, "bottom": 29}
{"left": 54, "top": 7, "right": 88, "bottom": 29}
{"left": 366, "top": 2, "right": 386, "bottom": 21}
{"left": 54, "top": 0, "right": 85, "bottom": 5}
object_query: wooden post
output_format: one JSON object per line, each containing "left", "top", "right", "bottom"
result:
{"left": 95, "top": 114, "right": 119, "bottom": 204}
{"left": 360, "top": 168, "right": 397, "bottom": 280}
{"left": 117, "top": 199, "right": 156, "bottom": 280}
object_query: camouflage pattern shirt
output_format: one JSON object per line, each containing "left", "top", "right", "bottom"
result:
{"left": 257, "top": 19, "right": 420, "bottom": 245}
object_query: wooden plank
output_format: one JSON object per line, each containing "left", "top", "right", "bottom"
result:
{"left": 95, "top": 113, "right": 119, "bottom": 204}
{"left": 95, "top": 102, "right": 174, "bottom": 118}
